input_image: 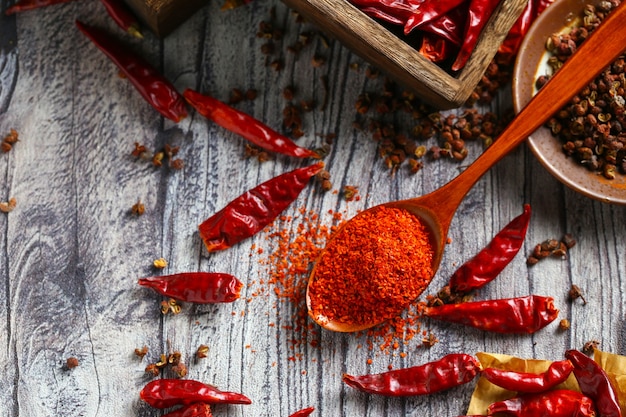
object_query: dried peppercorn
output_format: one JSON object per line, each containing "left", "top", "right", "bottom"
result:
{"left": 162, "top": 403, "right": 213, "bottom": 417}
{"left": 448, "top": 204, "right": 531, "bottom": 294}
{"left": 288, "top": 406, "right": 315, "bottom": 417}
{"left": 198, "top": 162, "right": 324, "bottom": 252}
{"left": 183, "top": 89, "right": 320, "bottom": 159}
{"left": 422, "top": 295, "right": 559, "bottom": 334}
{"left": 487, "top": 389, "right": 596, "bottom": 417}
{"left": 343, "top": 353, "right": 481, "bottom": 396}
{"left": 482, "top": 359, "right": 573, "bottom": 393}
{"left": 139, "top": 379, "right": 252, "bottom": 408}
{"left": 76, "top": 21, "right": 188, "bottom": 123}
{"left": 99, "top": 0, "right": 143, "bottom": 38}
{"left": 138, "top": 272, "right": 243, "bottom": 303}
{"left": 4, "top": 0, "right": 75, "bottom": 14}
{"left": 565, "top": 349, "right": 622, "bottom": 417}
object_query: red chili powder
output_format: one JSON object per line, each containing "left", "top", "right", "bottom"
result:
{"left": 253, "top": 205, "right": 434, "bottom": 357}
{"left": 307, "top": 206, "right": 434, "bottom": 328}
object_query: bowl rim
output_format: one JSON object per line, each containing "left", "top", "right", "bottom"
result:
{"left": 512, "top": 0, "right": 626, "bottom": 205}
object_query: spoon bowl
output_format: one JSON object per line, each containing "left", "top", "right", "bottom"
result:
{"left": 306, "top": 0, "right": 626, "bottom": 332}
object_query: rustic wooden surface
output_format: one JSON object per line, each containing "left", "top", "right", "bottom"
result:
{"left": 0, "top": 0, "right": 625, "bottom": 416}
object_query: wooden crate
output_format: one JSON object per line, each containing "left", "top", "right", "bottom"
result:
{"left": 281, "top": 0, "right": 528, "bottom": 109}
{"left": 123, "top": 0, "right": 210, "bottom": 37}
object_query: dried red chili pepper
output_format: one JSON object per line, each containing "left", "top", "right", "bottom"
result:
{"left": 403, "top": 0, "right": 465, "bottom": 34}
{"left": 497, "top": 0, "right": 555, "bottom": 65}
{"left": 139, "top": 379, "right": 252, "bottom": 408}
{"left": 482, "top": 359, "right": 573, "bottom": 393}
{"left": 75, "top": 21, "right": 188, "bottom": 122}
{"left": 343, "top": 353, "right": 481, "bottom": 396}
{"left": 183, "top": 89, "right": 320, "bottom": 159}
{"left": 289, "top": 406, "right": 315, "bottom": 417}
{"left": 4, "top": 0, "right": 75, "bottom": 15}
{"left": 138, "top": 272, "right": 243, "bottom": 303}
{"left": 422, "top": 295, "right": 559, "bottom": 334}
{"left": 99, "top": 0, "right": 143, "bottom": 38}
{"left": 565, "top": 349, "right": 622, "bottom": 417}
{"left": 451, "top": 0, "right": 502, "bottom": 71}
{"left": 419, "top": 34, "right": 454, "bottom": 63}
{"left": 420, "top": 6, "right": 465, "bottom": 46}
{"left": 199, "top": 162, "right": 324, "bottom": 252}
{"left": 448, "top": 204, "right": 531, "bottom": 294}
{"left": 162, "top": 403, "right": 213, "bottom": 417}
{"left": 487, "top": 389, "right": 596, "bottom": 417}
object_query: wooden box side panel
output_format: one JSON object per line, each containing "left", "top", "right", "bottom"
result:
{"left": 123, "top": 0, "right": 210, "bottom": 37}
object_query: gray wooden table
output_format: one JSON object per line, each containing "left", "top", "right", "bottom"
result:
{"left": 0, "top": 0, "right": 624, "bottom": 416}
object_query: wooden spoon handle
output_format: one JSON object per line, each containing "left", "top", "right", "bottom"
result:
{"left": 434, "top": 0, "right": 626, "bottom": 212}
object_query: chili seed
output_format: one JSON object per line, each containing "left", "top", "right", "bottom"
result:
{"left": 196, "top": 344, "right": 209, "bottom": 359}
{"left": 153, "top": 258, "right": 168, "bottom": 269}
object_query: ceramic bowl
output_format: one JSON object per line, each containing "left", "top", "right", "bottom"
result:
{"left": 512, "top": 0, "right": 626, "bottom": 204}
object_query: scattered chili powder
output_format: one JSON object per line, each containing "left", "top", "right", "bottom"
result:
{"left": 308, "top": 206, "right": 434, "bottom": 328}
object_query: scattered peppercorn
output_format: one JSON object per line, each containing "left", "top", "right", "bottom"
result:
{"left": 537, "top": 0, "right": 626, "bottom": 179}
{"left": 135, "top": 346, "right": 149, "bottom": 359}
{"left": 527, "top": 234, "right": 576, "bottom": 265}
{"left": 0, "top": 197, "right": 17, "bottom": 213}
{"left": 559, "top": 319, "right": 571, "bottom": 330}
{"left": 569, "top": 284, "right": 588, "bottom": 305}
{"left": 343, "top": 185, "right": 359, "bottom": 202}
{"left": 65, "top": 357, "right": 79, "bottom": 369}
{"left": 131, "top": 200, "right": 145, "bottom": 216}
{"left": 1, "top": 129, "right": 18, "bottom": 153}
{"left": 582, "top": 339, "right": 600, "bottom": 355}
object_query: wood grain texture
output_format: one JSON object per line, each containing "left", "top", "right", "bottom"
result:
{"left": 0, "top": 0, "right": 625, "bottom": 416}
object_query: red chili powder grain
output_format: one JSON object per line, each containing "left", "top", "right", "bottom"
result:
{"left": 308, "top": 206, "right": 434, "bottom": 328}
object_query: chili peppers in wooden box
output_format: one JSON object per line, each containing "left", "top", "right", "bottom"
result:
{"left": 280, "top": 0, "right": 528, "bottom": 108}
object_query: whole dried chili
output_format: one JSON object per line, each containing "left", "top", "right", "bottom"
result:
{"left": 497, "top": 0, "right": 555, "bottom": 65}
{"left": 482, "top": 359, "right": 573, "bottom": 393}
{"left": 451, "top": 0, "right": 502, "bottom": 71}
{"left": 183, "top": 89, "right": 320, "bottom": 159}
{"left": 422, "top": 295, "right": 559, "bottom": 334}
{"left": 404, "top": 0, "right": 466, "bottom": 34}
{"left": 139, "top": 379, "right": 252, "bottom": 408}
{"left": 448, "top": 204, "right": 531, "bottom": 294}
{"left": 99, "top": 0, "right": 143, "bottom": 38}
{"left": 308, "top": 205, "right": 434, "bottom": 330}
{"left": 4, "top": 0, "right": 75, "bottom": 15}
{"left": 199, "top": 162, "right": 324, "bottom": 252}
{"left": 162, "top": 403, "right": 213, "bottom": 417}
{"left": 76, "top": 21, "right": 188, "bottom": 123}
{"left": 487, "top": 389, "right": 597, "bottom": 417}
{"left": 343, "top": 353, "right": 481, "bottom": 396}
{"left": 565, "top": 349, "right": 622, "bottom": 417}
{"left": 419, "top": 34, "right": 453, "bottom": 63}
{"left": 288, "top": 406, "right": 315, "bottom": 417}
{"left": 138, "top": 272, "right": 243, "bottom": 303}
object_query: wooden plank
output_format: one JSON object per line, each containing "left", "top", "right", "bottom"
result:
{"left": 0, "top": 0, "right": 625, "bottom": 415}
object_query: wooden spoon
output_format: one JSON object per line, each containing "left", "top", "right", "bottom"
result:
{"left": 307, "top": 0, "right": 626, "bottom": 332}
